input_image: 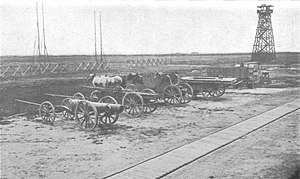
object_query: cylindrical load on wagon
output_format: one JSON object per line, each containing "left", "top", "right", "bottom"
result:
{"left": 88, "top": 101, "right": 124, "bottom": 114}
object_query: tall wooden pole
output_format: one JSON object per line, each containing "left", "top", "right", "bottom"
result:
{"left": 94, "top": 11, "right": 97, "bottom": 62}
{"left": 42, "top": 3, "right": 48, "bottom": 63}
{"left": 36, "top": 2, "right": 41, "bottom": 63}
{"left": 99, "top": 12, "right": 103, "bottom": 63}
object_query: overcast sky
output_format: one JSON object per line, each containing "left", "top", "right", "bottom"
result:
{"left": 0, "top": 0, "right": 299, "bottom": 56}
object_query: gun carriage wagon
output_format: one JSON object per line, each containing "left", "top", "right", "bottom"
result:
{"left": 15, "top": 92, "right": 124, "bottom": 131}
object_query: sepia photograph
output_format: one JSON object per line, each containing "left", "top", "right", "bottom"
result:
{"left": 0, "top": 0, "right": 299, "bottom": 178}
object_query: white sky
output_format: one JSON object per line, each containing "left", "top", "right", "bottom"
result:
{"left": 0, "top": 0, "right": 299, "bottom": 56}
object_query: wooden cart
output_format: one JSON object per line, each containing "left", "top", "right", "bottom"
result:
{"left": 181, "top": 76, "right": 238, "bottom": 99}
{"left": 82, "top": 85, "right": 159, "bottom": 118}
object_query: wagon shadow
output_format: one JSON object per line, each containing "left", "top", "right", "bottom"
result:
{"left": 95, "top": 124, "right": 133, "bottom": 135}
{"left": 193, "top": 97, "right": 228, "bottom": 102}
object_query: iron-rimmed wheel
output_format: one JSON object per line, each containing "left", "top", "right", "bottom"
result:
{"left": 74, "top": 100, "right": 98, "bottom": 131}
{"left": 99, "top": 96, "right": 119, "bottom": 125}
{"left": 99, "top": 112, "right": 119, "bottom": 126}
{"left": 73, "top": 92, "right": 85, "bottom": 100}
{"left": 122, "top": 92, "right": 144, "bottom": 117}
{"left": 89, "top": 90, "right": 101, "bottom": 102}
{"left": 215, "top": 83, "right": 226, "bottom": 97}
{"left": 141, "top": 88, "right": 158, "bottom": 113}
{"left": 61, "top": 97, "right": 74, "bottom": 120}
{"left": 163, "top": 85, "right": 182, "bottom": 105}
{"left": 39, "top": 101, "right": 56, "bottom": 123}
{"left": 99, "top": 96, "right": 118, "bottom": 104}
{"left": 125, "top": 84, "right": 138, "bottom": 92}
{"left": 201, "top": 86, "right": 215, "bottom": 99}
{"left": 178, "top": 82, "right": 194, "bottom": 104}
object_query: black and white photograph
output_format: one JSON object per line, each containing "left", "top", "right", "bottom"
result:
{"left": 0, "top": 0, "right": 299, "bottom": 178}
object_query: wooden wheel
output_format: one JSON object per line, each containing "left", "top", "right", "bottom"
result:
{"left": 215, "top": 83, "right": 225, "bottom": 97}
{"left": 39, "top": 101, "right": 56, "bottom": 123}
{"left": 201, "top": 86, "right": 216, "bottom": 99}
{"left": 99, "top": 96, "right": 118, "bottom": 104}
{"left": 163, "top": 85, "right": 182, "bottom": 105}
{"left": 122, "top": 92, "right": 144, "bottom": 117}
{"left": 61, "top": 98, "right": 74, "bottom": 120}
{"left": 141, "top": 88, "right": 158, "bottom": 113}
{"left": 99, "top": 96, "right": 119, "bottom": 125}
{"left": 178, "top": 82, "right": 194, "bottom": 104}
{"left": 125, "top": 84, "right": 138, "bottom": 92}
{"left": 89, "top": 90, "right": 102, "bottom": 102}
{"left": 99, "top": 113, "right": 119, "bottom": 126}
{"left": 73, "top": 92, "right": 85, "bottom": 100}
{"left": 74, "top": 100, "right": 98, "bottom": 131}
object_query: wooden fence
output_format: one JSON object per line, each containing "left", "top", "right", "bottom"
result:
{"left": 127, "top": 58, "right": 171, "bottom": 68}
{"left": 0, "top": 61, "right": 106, "bottom": 80}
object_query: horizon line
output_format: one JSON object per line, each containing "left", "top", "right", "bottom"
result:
{"left": 1, "top": 51, "right": 299, "bottom": 58}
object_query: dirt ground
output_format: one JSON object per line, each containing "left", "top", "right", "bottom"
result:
{"left": 1, "top": 86, "right": 299, "bottom": 178}
{"left": 1, "top": 63, "right": 300, "bottom": 178}
{"left": 165, "top": 110, "right": 300, "bottom": 179}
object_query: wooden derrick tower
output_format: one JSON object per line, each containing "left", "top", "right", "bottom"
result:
{"left": 251, "top": 4, "right": 276, "bottom": 62}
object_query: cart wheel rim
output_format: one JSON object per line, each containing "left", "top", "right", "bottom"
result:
{"left": 125, "top": 84, "right": 139, "bottom": 92}
{"left": 39, "top": 101, "right": 56, "bottom": 123}
{"left": 179, "top": 82, "right": 194, "bottom": 104}
{"left": 90, "top": 90, "right": 101, "bottom": 102}
{"left": 100, "top": 112, "right": 119, "bottom": 125}
{"left": 122, "top": 92, "right": 144, "bottom": 117}
{"left": 99, "top": 96, "right": 118, "bottom": 104}
{"left": 74, "top": 101, "right": 98, "bottom": 131}
{"left": 163, "top": 85, "right": 182, "bottom": 105}
{"left": 73, "top": 92, "right": 85, "bottom": 100}
{"left": 141, "top": 88, "right": 158, "bottom": 113}
{"left": 61, "top": 98, "right": 74, "bottom": 120}
{"left": 216, "top": 84, "right": 225, "bottom": 97}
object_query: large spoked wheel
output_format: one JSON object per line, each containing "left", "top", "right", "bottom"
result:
{"left": 122, "top": 92, "right": 144, "bottom": 117}
{"left": 99, "top": 96, "right": 119, "bottom": 125}
{"left": 125, "top": 84, "right": 138, "bottom": 92}
{"left": 178, "top": 82, "right": 194, "bottom": 104}
{"left": 141, "top": 88, "right": 158, "bottom": 113}
{"left": 74, "top": 100, "right": 98, "bottom": 131}
{"left": 73, "top": 92, "right": 85, "bottom": 100}
{"left": 39, "top": 101, "right": 56, "bottom": 123}
{"left": 89, "top": 90, "right": 101, "bottom": 102}
{"left": 163, "top": 85, "right": 182, "bottom": 105}
{"left": 61, "top": 98, "right": 74, "bottom": 120}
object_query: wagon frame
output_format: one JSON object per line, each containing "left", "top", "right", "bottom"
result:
{"left": 82, "top": 85, "right": 159, "bottom": 118}
{"left": 181, "top": 76, "right": 238, "bottom": 99}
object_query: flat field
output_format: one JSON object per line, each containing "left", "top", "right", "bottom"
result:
{"left": 0, "top": 52, "right": 299, "bottom": 178}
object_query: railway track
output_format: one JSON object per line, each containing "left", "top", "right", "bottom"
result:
{"left": 103, "top": 98, "right": 300, "bottom": 179}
